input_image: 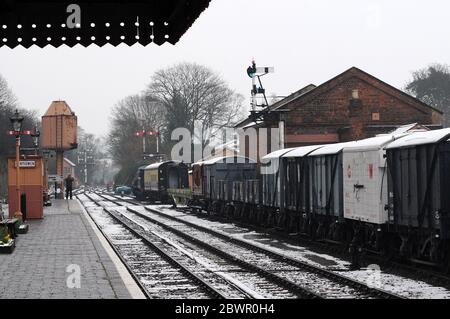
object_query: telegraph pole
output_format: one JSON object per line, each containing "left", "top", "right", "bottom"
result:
{"left": 77, "top": 140, "right": 95, "bottom": 185}
{"left": 140, "top": 119, "right": 146, "bottom": 155}
{"left": 156, "top": 132, "right": 159, "bottom": 154}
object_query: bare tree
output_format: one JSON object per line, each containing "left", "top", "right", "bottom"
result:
{"left": 146, "top": 62, "right": 245, "bottom": 151}
{"left": 108, "top": 63, "right": 245, "bottom": 184}
{"left": 108, "top": 94, "right": 166, "bottom": 185}
{"left": 0, "top": 73, "right": 39, "bottom": 198}
{"left": 64, "top": 127, "right": 111, "bottom": 186}
{"left": 0, "top": 74, "right": 17, "bottom": 111}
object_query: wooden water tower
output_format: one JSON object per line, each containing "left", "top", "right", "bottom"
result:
{"left": 41, "top": 101, "right": 78, "bottom": 197}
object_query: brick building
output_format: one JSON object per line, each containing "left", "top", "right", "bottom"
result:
{"left": 236, "top": 67, "right": 443, "bottom": 157}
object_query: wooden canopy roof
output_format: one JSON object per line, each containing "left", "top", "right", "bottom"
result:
{"left": 0, "top": 0, "right": 211, "bottom": 48}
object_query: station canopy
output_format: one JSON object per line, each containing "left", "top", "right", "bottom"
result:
{"left": 0, "top": 0, "right": 211, "bottom": 48}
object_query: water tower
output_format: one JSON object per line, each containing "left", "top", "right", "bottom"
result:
{"left": 41, "top": 101, "right": 78, "bottom": 198}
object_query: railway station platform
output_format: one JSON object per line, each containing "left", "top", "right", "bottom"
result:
{"left": 0, "top": 199, "right": 145, "bottom": 299}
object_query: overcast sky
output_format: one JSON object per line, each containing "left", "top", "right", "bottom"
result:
{"left": 1, "top": 0, "right": 449, "bottom": 136}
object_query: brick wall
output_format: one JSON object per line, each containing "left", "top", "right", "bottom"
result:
{"left": 283, "top": 72, "right": 442, "bottom": 145}
{"left": 236, "top": 67, "right": 444, "bottom": 155}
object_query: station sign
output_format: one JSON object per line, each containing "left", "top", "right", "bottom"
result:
{"left": 18, "top": 161, "right": 36, "bottom": 168}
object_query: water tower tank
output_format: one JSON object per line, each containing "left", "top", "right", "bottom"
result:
{"left": 41, "top": 101, "right": 78, "bottom": 150}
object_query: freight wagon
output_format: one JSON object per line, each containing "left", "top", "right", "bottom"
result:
{"left": 279, "top": 145, "right": 324, "bottom": 233}
{"left": 342, "top": 134, "right": 406, "bottom": 252}
{"left": 190, "top": 156, "right": 258, "bottom": 216}
{"left": 130, "top": 128, "right": 450, "bottom": 268}
{"left": 259, "top": 148, "right": 296, "bottom": 226}
{"left": 133, "top": 161, "right": 189, "bottom": 203}
{"left": 306, "top": 141, "right": 358, "bottom": 241}
{"left": 386, "top": 129, "right": 450, "bottom": 264}
{"left": 132, "top": 165, "right": 148, "bottom": 200}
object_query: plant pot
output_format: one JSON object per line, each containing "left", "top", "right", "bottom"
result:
{"left": 18, "top": 224, "right": 29, "bottom": 234}
{"left": 0, "top": 239, "right": 15, "bottom": 254}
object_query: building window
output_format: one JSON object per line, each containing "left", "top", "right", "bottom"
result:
{"left": 350, "top": 89, "right": 362, "bottom": 107}
{"left": 372, "top": 112, "right": 380, "bottom": 121}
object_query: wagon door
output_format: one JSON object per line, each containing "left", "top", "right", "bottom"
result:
{"left": 192, "top": 165, "right": 203, "bottom": 196}
{"left": 344, "top": 150, "right": 386, "bottom": 224}
{"left": 285, "top": 158, "right": 296, "bottom": 210}
{"left": 167, "top": 167, "right": 179, "bottom": 189}
{"left": 309, "top": 157, "right": 320, "bottom": 214}
{"left": 299, "top": 158, "right": 311, "bottom": 214}
{"left": 440, "top": 142, "right": 450, "bottom": 238}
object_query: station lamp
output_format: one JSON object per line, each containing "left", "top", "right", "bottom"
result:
{"left": 8, "top": 110, "right": 25, "bottom": 222}
{"left": 9, "top": 109, "right": 24, "bottom": 134}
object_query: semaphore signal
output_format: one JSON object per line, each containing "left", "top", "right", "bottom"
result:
{"left": 135, "top": 130, "right": 160, "bottom": 156}
{"left": 247, "top": 59, "right": 274, "bottom": 110}
{"left": 7, "top": 130, "right": 32, "bottom": 136}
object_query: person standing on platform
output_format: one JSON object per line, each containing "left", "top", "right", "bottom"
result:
{"left": 64, "top": 174, "right": 75, "bottom": 200}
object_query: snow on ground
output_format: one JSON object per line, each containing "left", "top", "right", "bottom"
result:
{"left": 148, "top": 205, "right": 450, "bottom": 299}
{"left": 336, "top": 269, "right": 450, "bottom": 299}
{"left": 93, "top": 196, "right": 450, "bottom": 299}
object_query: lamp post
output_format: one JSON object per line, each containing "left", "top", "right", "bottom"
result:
{"left": 42, "top": 150, "right": 51, "bottom": 204}
{"left": 31, "top": 127, "right": 40, "bottom": 155}
{"left": 9, "top": 110, "right": 24, "bottom": 222}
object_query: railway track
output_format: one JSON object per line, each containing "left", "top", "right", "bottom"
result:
{"left": 78, "top": 193, "right": 237, "bottom": 299}
{"left": 101, "top": 192, "right": 450, "bottom": 293}
{"left": 87, "top": 191, "right": 403, "bottom": 299}
{"left": 82, "top": 193, "right": 319, "bottom": 299}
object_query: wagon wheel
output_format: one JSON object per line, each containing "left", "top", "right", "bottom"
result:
{"left": 170, "top": 195, "right": 177, "bottom": 209}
